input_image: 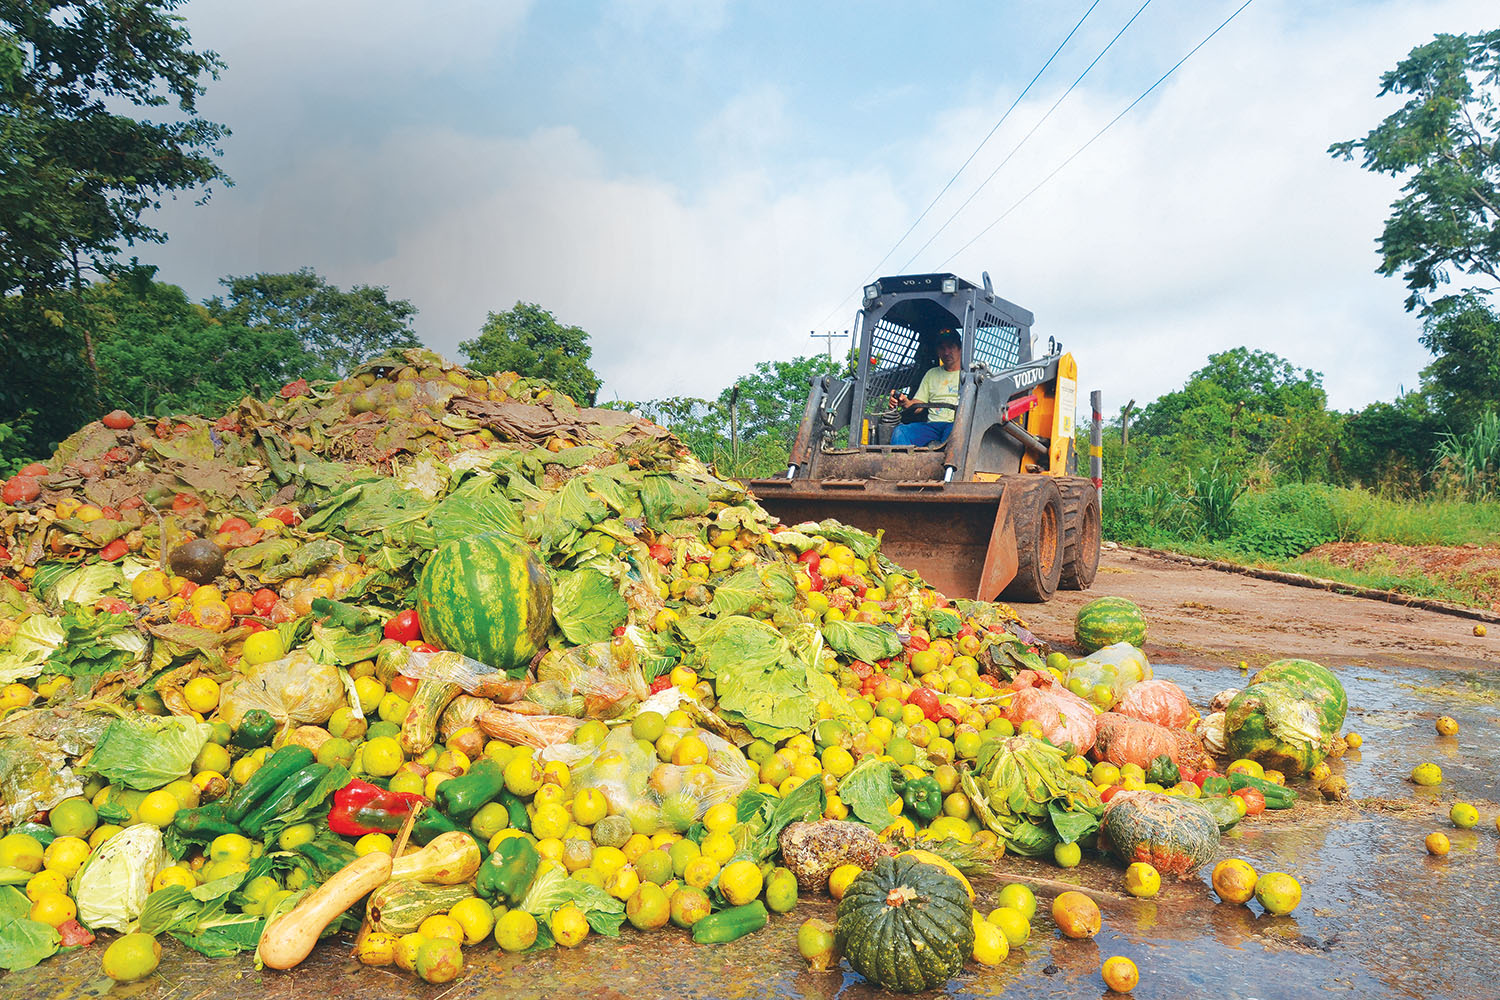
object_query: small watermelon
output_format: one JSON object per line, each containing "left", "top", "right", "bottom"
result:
{"left": 1250, "top": 658, "right": 1346, "bottom": 735}
{"left": 1074, "top": 597, "right": 1147, "bottom": 653}
{"left": 416, "top": 533, "right": 552, "bottom": 677}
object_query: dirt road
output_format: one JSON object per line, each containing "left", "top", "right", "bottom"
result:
{"left": 1022, "top": 545, "right": 1499, "bottom": 673}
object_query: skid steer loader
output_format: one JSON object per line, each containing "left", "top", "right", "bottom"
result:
{"left": 747, "top": 272, "right": 1102, "bottom": 603}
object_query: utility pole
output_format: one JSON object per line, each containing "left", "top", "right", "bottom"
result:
{"left": 1120, "top": 399, "right": 1136, "bottom": 470}
{"left": 810, "top": 329, "right": 849, "bottom": 362}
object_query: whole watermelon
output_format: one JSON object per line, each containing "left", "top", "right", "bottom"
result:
{"left": 1075, "top": 597, "right": 1147, "bottom": 653}
{"left": 1223, "top": 680, "right": 1333, "bottom": 775}
{"left": 416, "top": 533, "right": 553, "bottom": 677}
{"left": 1251, "top": 658, "right": 1346, "bottom": 734}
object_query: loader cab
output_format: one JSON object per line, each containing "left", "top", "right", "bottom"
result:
{"left": 851, "top": 273, "right": 1035, "bottom": 448}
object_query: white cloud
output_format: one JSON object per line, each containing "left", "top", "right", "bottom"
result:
{"left": 141, "top": 0, "right": 1493, "bottom": 423}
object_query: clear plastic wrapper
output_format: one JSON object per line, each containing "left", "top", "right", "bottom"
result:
{"left": 532, "top": 636, "right": 648, "bottom": 720}
{"left": 1063, "top": 642, "right": 1152, "bottom": 710}
{"left": 377, "top": 646, "right": 530, "bottom": 702}
{"left": 0, "top": 735, "right": 82, "bottom": 828}
{"left": 537, "top": 723, "right": 755, "bottom": 831}
{"left": 217, "top": 650, "right": 344, "bottom": 731}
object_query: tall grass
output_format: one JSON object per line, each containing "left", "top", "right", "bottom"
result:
{"left": 1434, "top": 410, "right": 1500, "bottom": 500}
{"left": 1185, "top": 462, "right": 1246, "bottom": 541}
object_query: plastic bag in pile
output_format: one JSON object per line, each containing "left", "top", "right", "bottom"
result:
{"left": 540, "top": 723, "right": 755, "bottom": 831}
{"left": 1064, "top": 642, "right": 1152, "bottom": 710}
{"left": 217, "top": 650, "right": 344, "bottom": 731}
{"left": 1115, "top": 678, "right": 1198, "bottom": 730}
{"left": 1004, "top": 674, "right": 1098, "bottom": 755}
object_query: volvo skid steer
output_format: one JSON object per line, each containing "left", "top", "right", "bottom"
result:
{"left": 748, "top": 272, "right": 1102, "bottom": 602}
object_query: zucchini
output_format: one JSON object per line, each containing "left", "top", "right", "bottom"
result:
{"left": 240, "top": 763, "right": 330, "bottom": 836}
{"left": 227, "top": 746, "right": 315, "bottom": 825}
{"left": 1230, "top": 772, "right": 1297, "bottom": 808}
{"left": 691, "top": 901, "right": 768, "bottom": 944}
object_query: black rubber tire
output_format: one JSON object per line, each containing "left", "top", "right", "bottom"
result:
{"left": 1059, "top": 479, "right": 1101, "bottom": 591}
{"left": 1002, "top": 478, "right": 1063, "bottom": 603}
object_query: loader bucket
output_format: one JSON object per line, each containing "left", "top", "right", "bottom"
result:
{"left": 746, "top": 478, "right": 1028, "bottom": 602}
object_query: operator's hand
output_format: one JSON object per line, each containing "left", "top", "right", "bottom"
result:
{"left": 889, "top": 391, "right": 911, "bottom": 410}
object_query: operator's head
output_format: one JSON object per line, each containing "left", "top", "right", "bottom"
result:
{"left": 934, "top": 329, "right": 961, "bottom": 368}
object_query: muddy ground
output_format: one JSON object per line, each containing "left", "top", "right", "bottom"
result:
{"left": 12, "top": 548, "right": 1499, "bottom": 1000}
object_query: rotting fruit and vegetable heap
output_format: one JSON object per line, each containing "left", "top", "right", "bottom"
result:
{"left": 0, "top": 350, "right": 1356, "bottom": 993}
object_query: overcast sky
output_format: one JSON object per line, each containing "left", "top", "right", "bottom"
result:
{"left": 136, "top": 0, "right": 1496, "bottom": 416}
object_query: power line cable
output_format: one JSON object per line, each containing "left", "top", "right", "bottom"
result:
{"left": 937, "top": 0, "right": 1256, "bottom": 269}
{"left": 814, "top": 2, "right": 1103, "bottom": 330}
{"left": 859, "top": 1, "right": 1103, "bottom": 283}
{"left": 898, "top": 0, "right": 1153, "bottom": 273}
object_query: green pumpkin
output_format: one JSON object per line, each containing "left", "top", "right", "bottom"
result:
{"left": 1223, "top": 680, "right": 1333, "bottom": 775}
{"left": 1074, "top": 597, "right": 1147, "bottom": 653}
{"left": 416, "top": 532, "right": 553, "bottom": 677}
{"left": 1100, "top": 791, "right": 1220, "bottom": 877}
{"left": 835, "top": 855, "right": 973, "bottom": 993}
{"left": 1251, "top": 658, "right": 1346, "bottom": 734}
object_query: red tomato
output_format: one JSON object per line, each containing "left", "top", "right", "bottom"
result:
{"left": 1100, "top": 784, "right": 1125, "bottom": 803}
{"left": 414, "top": 643, "right": 439, "bottom": 654}
{"left": 797, "top": 549, "right": 821, "bottom": 572}
{"left": 171, "top": 492, "right": 201, "bottom": 512}
{"left": 648, "top": 543, "right": 671, "bottom": 565}
{"left": 1233, "top": 788, "right": 1266, "bottom": 816}
{"left": 269, "top": 506, "right": 299, "bottom": 526}
{"left": 907, "top": 687, "right": 942, "bottom": 722}
{"left": 119, "top": 496, "right": 144, "bottom": 511}
{"left": 99, "top": 538, "right": 129, "bottom": 562}
{"left": 2, "top": 476, "right": 41, "bottom": 505}
{"left": 847, "top": 659, "right": 874, "bottom": 680}
{"left": 251, "top": 588, "right": 279, "bottom": 615}
{"left": 241, "top": 619, "right": 267, "bottom": 633}
{"left": 391, "top": 674, "right": 420, "bottom": 700}
{"left": 383, "top": 609, "right": 422, "bottom": 643}
{"left": 18, "top": 463, "right": 48, "bottom": 477}
{"left": 218, "top": 517, "right": 252, "bottom": 534}
{"left": 648, "top": 674, "right": 673, "bottom": 695}
{"left": 0, "top": 546, "right": 10, "bottom": 561}
{"left": 99, "top": 506, "right": 120, "bottom": 521}
{"left": 96, "top": 597, "right": 130, "bottom": 615}
{"left": 225, "top": 591, "right": 254, "bottom": 616}
{"left": 178, "top": 580, "right": 198, "bottom": 598}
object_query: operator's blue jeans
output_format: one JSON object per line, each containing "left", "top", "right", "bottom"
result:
{"left": 891, "top": 422, "right": 953, "bottom": 447}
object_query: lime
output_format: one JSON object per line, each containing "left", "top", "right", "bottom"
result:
{"left": 631, "top": 711, "right": 666, "bottom": 743}
{"left": 987, "top": 905, "right": 1031, "bottom": 947}
{"left": 996, "top": 883, "right": 1037, "bottom": 920}
{"left": 719, "top": 859, "right": 763, "bottom": 906}
{"left": 764, "top": 866, "right": 799, "bottom": 913}
{"left": 669, "top": 884, "right": 712, "bottom": 928}
{"left": 103, "top": 932, "right": 161, "bottom": 982}
{"left": 1053, "top": 840, "right": 1082, "bottom": 868}
{"left": 551, "top": 902, "right": 590, "bottom": 947}
{"left": 363, "top": 736, "right": 404, "bottom": 778}
{"left": 0, "top": 833, "right": 44, "bottom": 873}
{"left": 1450, "top": 802, "right": 1479, "bottom": 829}
{"left": 414, "top": 937, "right": 462, "bottom": 984}
{"left": 626, "top": 882, "right": 671, "bottom": 930}
{"left": 42, "top": 836, "right": 89, "bottom": 879}
{"left": 1411, "top": 762, "right": 1443, "bottom": 786}
{"left": 47, "top": 797, "right": 97, "bottom": 839}
{"left": 449, "top": 896, "right": 495, "bottom": 945}
{"left": 971, "top": 917, "right": 1008, "bottom": 966}
{"left": 1253, "top": 871, "right": 1302, "bottom": 914}
{"left": 494, "top": 908, "right": 538, "bottom": 951}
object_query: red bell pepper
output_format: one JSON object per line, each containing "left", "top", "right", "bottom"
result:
{"left": 327, "top": 779, "right": 426, "bottom": 836}
{"left": 384, "top": 608, "right": 422, "bottom": 643}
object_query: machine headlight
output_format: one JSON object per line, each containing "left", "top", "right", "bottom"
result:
{"left": 863, "top": 283, "right": 880, "bottom": 302}
{"left": 941, "top": 277, "right": 958, "bottom": 294}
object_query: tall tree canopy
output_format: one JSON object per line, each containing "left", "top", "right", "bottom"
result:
{"left": 208, "top": 268, "right": 420, "bottom": 379}
{"left": 0, "top": 0, "right": 229, "bottom": 457}
{"left": 1332, "top": 29, "right": 1500, "bottom": 428}
{"left": 460, "top": 302, "right": 603, "bottom": 405}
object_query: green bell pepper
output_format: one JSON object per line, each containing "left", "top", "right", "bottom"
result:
{"left": 434, "top": 757, "right": 505, "bottom": 822}
{"left": 476, "top": 836, "right": 539, "bottom": 905}
{"left": 498, "top": 789, "right": 531, "bottom": 834}
{"left": 411, "top": 806, "right": 463, "bottom": 845}
{"left": 231, "top": 709, "right": 277, "bottom": 749}
{"left": 893, "top": 772, "right": 943, "bottom": 822}
{"left": 1145, "top": 754, "right": 1180, "bottom": 788}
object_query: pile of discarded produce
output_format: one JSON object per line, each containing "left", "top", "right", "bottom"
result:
{"left": 0, "top": 350, "right": 1353, "bottom": 993}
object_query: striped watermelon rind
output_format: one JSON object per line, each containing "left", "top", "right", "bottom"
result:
{"left": 1223, "top": 680, "right": 1332, "bottom": 776}
{"left": 1074, "top": 597, "right": 1147, "bottom": 653}
{"left": 1251, "top": 658, "right": 1346, "bottom": 735}
{"left": 416, "top": 533, "right": 553, "bottom": 677}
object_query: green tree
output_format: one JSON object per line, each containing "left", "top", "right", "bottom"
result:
{"left": 1329, "top": 30, "right": 1500, "bottom": 311}
{"left": 460, "top": 302, "right": 602, "bottom": 405}
{"left": 89, "top": 274, "right": 304, "bottom": 415}
{"left": 1331, "top": 30, "right": 1500, "bottom": 428}
{"left": 626, "top": 354, "right": 844, "bottom": 477}
{"left": 209, "top": 268, "right": 420, "bottom": 379}
{"left": 0, "top": 0, "right": 228, "bottom": 456}
{"left": 1130, "top": 348, "right": 1331, "bottom": 483}
{"left": 1416, "top": 291, "right": 1500, "bottom": 418}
